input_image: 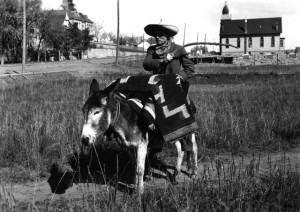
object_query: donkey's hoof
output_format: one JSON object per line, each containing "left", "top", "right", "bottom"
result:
{"left": 190, "top": 173, "right": 197, "bottom": 180}
{"left": 171, "top": 180, "right": 179, "bottom": 185}
{"left": 166, "top": 172, "right": 178, "bottom": 185}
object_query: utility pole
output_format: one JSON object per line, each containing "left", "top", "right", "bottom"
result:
{"left": 143, "top": 33, "right": 145, "bottom": 52}
{"left": 204, "top": 33, "right": 206, "bottom": 54}
{"left": 115, "top": 0, "right": 120, "bottom": 66}
{"left": 22, "top": 0, "right": 26, "bottom": 73}
{"left": 183, "top": 23, "right": 186, "bottom": 45}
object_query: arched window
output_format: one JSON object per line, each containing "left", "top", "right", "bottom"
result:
{"left": 260, "top": 36, "right": 264, "bottom": 47}
{"left": 226, "top": 38, "right": 229, "bottom": 48}
{"left": 271, "top": 36, "right": 275, "bottom": 47}
{"left": 248, "top": 37, "right": 252, "bottom": 48}
{"left": 237, "top": 37, "right": 240, "bottom": 48}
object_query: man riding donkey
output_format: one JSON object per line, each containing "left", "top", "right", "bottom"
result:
{"left": 47, "top": 24, "right": 198, "bottom": 194}
{"left": 142, "top": 23, "right": 197, "bottom": 180}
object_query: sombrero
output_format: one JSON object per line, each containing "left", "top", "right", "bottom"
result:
{"left": 144, "top": 24, "right": 179, "bottom": 37}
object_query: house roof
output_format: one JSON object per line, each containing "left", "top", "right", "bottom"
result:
{"left": 48, "top": 10, "right": 66, "bottom": 27}
{"left": 220, "top": 17, "right": 282, "bottom": 37}
{"left": 79, "top": 13, "right": 93, "bottom": 23}
{"left": 47, "top": 9, "right": 93, "bottom": 26}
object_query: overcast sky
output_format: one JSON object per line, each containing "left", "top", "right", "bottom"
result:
{"left": 42, "top": 0, "right": 300, "bottom": 50}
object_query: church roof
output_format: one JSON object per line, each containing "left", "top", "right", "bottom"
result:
{"left": 220, "top": 17, "right": 282, "bottom": 37}
{"left": 47, "top": 9, "right": 93, "bottom": 26}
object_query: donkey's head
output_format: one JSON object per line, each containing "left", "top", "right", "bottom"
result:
{"left": 81, "top": 79, "right": 119, "bottom": 147}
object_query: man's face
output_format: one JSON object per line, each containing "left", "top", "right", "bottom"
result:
{"left": 155, "top": 35, "right": 168, "bottom": 45}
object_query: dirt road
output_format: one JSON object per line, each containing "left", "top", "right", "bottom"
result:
{"left": 1, "top": 148, "right": 299, "bottom": 210}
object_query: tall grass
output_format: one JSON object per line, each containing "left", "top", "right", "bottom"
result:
{"left": 0, "top": 66, "right": 300, "bottom": 211}
{"left": 0, "top": 79, "right": 89, "bottom": 177}
{"left": 191, "top": 75, "right": 300, "bottom": 155}
{"left": 0, "top": 72, "right": 299, "bottom": 178}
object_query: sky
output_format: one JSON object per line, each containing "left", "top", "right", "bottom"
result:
{"left": 42, "top": 0, "right": 300, "bottom": 51}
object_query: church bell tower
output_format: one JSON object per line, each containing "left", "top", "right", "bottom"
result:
{"left": 61, "top": 0, "right": 76, "bottom": 11}
{"left": 221, "top": 1, "right": 231, "bottom": 20}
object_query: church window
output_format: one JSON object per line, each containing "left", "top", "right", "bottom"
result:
{"left": 226, "top": 38, "right": 229, "bottom": 48}
{"left": 280, "top": 39, "right": 284, "bottom": 47}
{"left": 248, "top": 37, "right": 252, "bottom": 48}
{"left": 271, "top": 36, "right": 275, "bottom": 47}
{"left": 260, "top": 37, "right": 264, "bottom": 47}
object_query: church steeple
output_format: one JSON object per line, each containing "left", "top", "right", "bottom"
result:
{"left": 61, "top": 0, "right": 76, "bottom": 11}
{"left": 221, "top": 1, "right": 231, "bottom": 20}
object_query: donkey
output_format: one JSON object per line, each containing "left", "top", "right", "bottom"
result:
{"left": 81, "top": 79, "right": 198, "bottom": 194}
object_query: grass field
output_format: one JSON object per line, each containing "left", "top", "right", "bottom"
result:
{"left": 0, "top": 60, "right": 300, "bottom": 211}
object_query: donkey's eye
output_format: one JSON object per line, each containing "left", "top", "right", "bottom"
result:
{"left": 94, "top": 110, "right": 101, "bottom": 115}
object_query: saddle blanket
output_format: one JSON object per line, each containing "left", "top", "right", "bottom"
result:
{"left": 112, "top": 74, "right": 198, "bottom": 142}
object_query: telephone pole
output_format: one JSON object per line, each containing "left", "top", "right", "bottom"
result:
{"left": 183, "top": 23, "right": 186, "bottom": 45}
{"left": 115, "top": 0, "right": 120, "bottom": 66}
{"left": 22, "top": 0, "right": 26, "bottom": 73}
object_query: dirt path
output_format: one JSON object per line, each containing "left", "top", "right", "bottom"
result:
{"left": 0, "top": 56, "right": 143, "bottom": 76}
{"left": 1, "top": 148, "right": 299, "bottom": 210}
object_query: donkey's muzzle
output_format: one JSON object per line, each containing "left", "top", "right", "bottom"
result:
{"left": 81, "top": 135, "right": 90, "bottom": 146}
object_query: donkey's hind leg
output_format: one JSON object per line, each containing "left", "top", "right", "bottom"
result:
{"left": 187, "top": 133, "right": 198, "bottom": 178}
{"left": 173, "top": 140, "right": 184, "bottom": 181}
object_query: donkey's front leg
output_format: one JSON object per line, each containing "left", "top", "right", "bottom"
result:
{"left": 187, "top": 133, "right": 198, "bottom": 178}
{"left": 136, "top": 140, "right": 148, "bottom": 194}
{"left": 174, "top": 140, "right": 184, "bottom": 179}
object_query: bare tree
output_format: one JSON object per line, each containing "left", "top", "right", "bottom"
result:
{"left": 90, "top": 22, "right": 104, "bottom": 42}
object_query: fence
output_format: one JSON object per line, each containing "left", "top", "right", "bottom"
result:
{"left": 233, "top": 52, "right": 300, "bottom": 66}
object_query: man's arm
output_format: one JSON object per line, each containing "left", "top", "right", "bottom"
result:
{"left": 179, "top": 48, "right": 195, "bottom": 81}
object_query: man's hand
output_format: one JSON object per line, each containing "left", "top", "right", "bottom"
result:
{"left": 166, "top": 53, "right": 174, "bottom": 61}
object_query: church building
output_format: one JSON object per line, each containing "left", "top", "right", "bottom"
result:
{"left": 50, "top": 0, "right": 93, "bottom": 31}
{"left": 219, "top": 2, "right": 285, "bottom": 55}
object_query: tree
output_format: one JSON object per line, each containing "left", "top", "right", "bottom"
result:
{"left": 37, "top": 12, "right": 94, "bottom": 61}
{"left": 190, "top": 45, "right": 208, "bottom": 55}
{"left": 108, "top": 32, "right": 117, "bottom": 44}
{"left": 0, "top": 0, "right": 42, "bottom": 65}
{"left": 90, "top": 22, "right": 103, "bottom": 42}
{"left": 146, "top": 37, "right": 156, "bottom": 45}
{"left": 0, "top": 0, "right": 19, "bottom": 65}
{"left": 99, "top": 32, "right": 108, "bottom": 43}
{"left": 62, "top": 23, "right": 93, "bottom": 59}
{"left": 81, "top": 28, "right": 94, "bottom": 51}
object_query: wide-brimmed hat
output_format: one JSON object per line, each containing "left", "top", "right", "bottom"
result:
{"left": 144, "top": 24, "right": 179, "bottom": 37}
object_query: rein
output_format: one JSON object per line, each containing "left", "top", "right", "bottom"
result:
{"left": 111, "top": 97, "right": 120, "bottom": 126}
{"left": 106, "top": 94, "right": 128, "bottom": 151}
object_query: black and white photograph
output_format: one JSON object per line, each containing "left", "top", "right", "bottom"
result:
{"left": 0, "top": 0, "right": 299, "bottom": 211}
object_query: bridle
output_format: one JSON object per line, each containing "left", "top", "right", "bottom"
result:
{"left": 110, "top": 96, "right": 120, "bottom": 127}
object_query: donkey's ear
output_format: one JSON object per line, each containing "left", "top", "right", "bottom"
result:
{"left": 103, "top": 79, "right": 120, "bottom": 98}
{"left": 89, "top": 79, "right": 100, "bottom": 96}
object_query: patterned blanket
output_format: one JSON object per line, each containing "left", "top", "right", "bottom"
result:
{"left": 113, "top": 74, "right": 198, "bottom": 142}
